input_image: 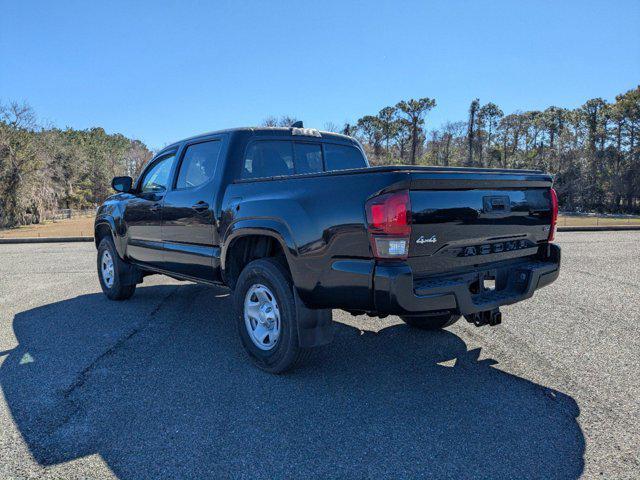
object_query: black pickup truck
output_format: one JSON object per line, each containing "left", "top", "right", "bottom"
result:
{"left": 95, "top": 126, "right": 560, "bottom": 372}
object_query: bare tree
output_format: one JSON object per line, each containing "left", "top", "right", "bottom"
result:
{"left": 0, "top": 101, "right": 48, "bottom": 226}
{"left": 478, "top": 102, "right": 503, "bottom": 166}
{"left": 124, "top": 140, "right": 153, "bottom": 178}
{"left": 440, "top": 121, "right": 466, "bottom": 166}
{"left": 342, "top": 122, "right": 354, "bottom": 136}
{"left": 261, "top": 116, "right": 279, "bottom": 127}
{"left": 377, "top": 106, "right": 398, "bottom": 158}
{"left": 1, "top": 101, "right": 37, "bottom": 130}
{"left": 261, "top": 115, "right": 300, "bottom": 127}
{"left": 466, "top": 99, "right": 479, "bottom": 166}
{"left": 323, "top": 121, "right": 340, "bottom": 133}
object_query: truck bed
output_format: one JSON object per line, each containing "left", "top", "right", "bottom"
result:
{"left": 227, "top": 162, "right": 555, "bottom": 313}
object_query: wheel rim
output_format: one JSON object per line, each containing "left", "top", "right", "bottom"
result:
{"left": 244, "top": 284, "right": 281, "bottom": 351}
{"left": 101, "top": 250, "right": 115, "bottom": 288}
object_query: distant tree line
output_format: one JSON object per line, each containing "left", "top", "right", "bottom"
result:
{"left": 319, "top": 86, "right": 639, "bottom": 213}
{"left": 2, "top": 86, "right": 639, "bottom": 229}
{"left": 0, "top": 102, "right": 152, "bottom": 228}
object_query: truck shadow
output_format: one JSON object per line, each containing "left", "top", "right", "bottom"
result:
{"left": 1, "top": 283, "right": 584, "bottom": 479}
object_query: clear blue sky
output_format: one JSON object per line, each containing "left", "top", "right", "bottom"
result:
{"left": 2, "top": 0, "right": 639, "bottom": 150}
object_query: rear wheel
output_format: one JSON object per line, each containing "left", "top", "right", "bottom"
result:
{"left": 400, "top": 311, "right": 460, "bottom": 330}
{"left": 97, "top": 238, "right": 136, "bottom": 300}
{"left": 234, "top": 258, "right": 310, "bottom": 373}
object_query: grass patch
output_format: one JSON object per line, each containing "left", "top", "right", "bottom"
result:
{"left": 557, "top": 214, "right": 640, "bottom": 227}
{"left": 0, "top": 216, "right": 95, "bottom": 238}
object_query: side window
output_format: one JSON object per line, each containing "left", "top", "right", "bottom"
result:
{"left": 294, "top": 142, "right": 323, "bottom": 174}
{"left": 140, "top": 154, "right": 175, "bottom": 193}
{"left": 324, "top": 144, "right": 366, "bottom": 171}
{"left": 242, "top": 141, "right": 294, "bottom": 179}
{"left": 176, "top": 140, "right": 222, "bottom": 189}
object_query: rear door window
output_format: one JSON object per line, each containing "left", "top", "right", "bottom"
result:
{"left": 175, "top": 140, "right": 222, "bottom": 189}
{"left": 242, "top": 141, "right": 294, "bottom": 179}
{"left": 324, "top": 143, "right": 366, "bottom": 171}
{"left": 294, "top": 142, "right": 323, "bottom": 174}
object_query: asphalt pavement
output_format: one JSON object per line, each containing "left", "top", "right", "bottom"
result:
{"left": 0, "top": 232, "right": 638, "bottom": 479}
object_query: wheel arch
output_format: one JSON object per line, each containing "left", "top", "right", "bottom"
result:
{"left": 94, "top": 217, "right": 126, "bottom": 259}
{"left": 222, "top": 221, "right": 298, "bottom": 290}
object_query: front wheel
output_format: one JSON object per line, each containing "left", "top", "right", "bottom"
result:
{"left": 234, "top": 258, "right": 310, "bottom": 373}
{"left": 400, "top": 311, "right": 460, "bottom": 330}
{"left": 97, "top": 238, "right": 137, "bottom": 300}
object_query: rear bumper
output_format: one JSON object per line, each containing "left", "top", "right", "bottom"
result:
{"left": 373, "top": 244, "right": 561, "bottom": 316}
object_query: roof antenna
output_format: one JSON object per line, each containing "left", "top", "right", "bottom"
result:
{"left": 291, "top": 120, "right": 304, "bottom": 128}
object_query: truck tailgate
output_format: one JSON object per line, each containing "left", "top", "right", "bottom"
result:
{"left": 407, "top": 172, "right": 554, "bottom": 276}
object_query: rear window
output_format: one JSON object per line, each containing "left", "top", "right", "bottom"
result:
{"left": 294, "top": 142, "right": 323, "bottom": 174}
{"left": 324, "top": 143, "right": 366, "bottom": 171}
{"left": 241, "top": 140, "right": 367, "bottom": 179}
{"left": 242, "top": 141, "right": 294, "bottom": 178}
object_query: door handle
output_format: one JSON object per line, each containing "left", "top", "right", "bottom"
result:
{"left": 191, "top": 201, "right": 209, "bottom": 212}
{"left": 150, "top": 203, "right": 161, "bottom": 212}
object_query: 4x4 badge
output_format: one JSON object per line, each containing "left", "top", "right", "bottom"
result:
{"left": 416, "top": 235, "right": 437, "bottom": 244}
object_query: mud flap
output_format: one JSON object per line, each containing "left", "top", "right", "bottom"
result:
{"left": 294, "top": 290, "right": 334, "bottom": 348}
{"left": 119, "top": 261, "right": 144, "bottom": 286}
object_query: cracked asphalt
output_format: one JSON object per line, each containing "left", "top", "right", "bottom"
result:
{"left": 0, "top": 232, "right": 638, "bottom": 479}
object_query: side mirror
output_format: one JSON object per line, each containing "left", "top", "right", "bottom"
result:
{"left": 112, "top": 176, "right": 133, "bottom": 193}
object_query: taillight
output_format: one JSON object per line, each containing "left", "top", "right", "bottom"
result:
{"left": 549, "top": 187, "right": 558, "bottom": 241}
{"left": 365, "top": 190, "right": 411, "bottom": 259}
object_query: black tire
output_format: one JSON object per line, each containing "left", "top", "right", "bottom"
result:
{"left": 400, "top": 311, "right": 460, "bottom": 330}
{"left": 97, "top": 237, "right": 136, "bottom": 301}
{"left": 234, "top": 258, "right": 311, "bottom": 373}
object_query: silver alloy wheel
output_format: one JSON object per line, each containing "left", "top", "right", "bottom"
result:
{"left": 244, "top": 284, "right": 281, "bottom": 351}
{"left": 101, "top": 250, "right": 115, "bottom": 288}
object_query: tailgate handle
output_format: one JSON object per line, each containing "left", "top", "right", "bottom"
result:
{"left": 483, "top": 196, "right": 511, "bottom": 216}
